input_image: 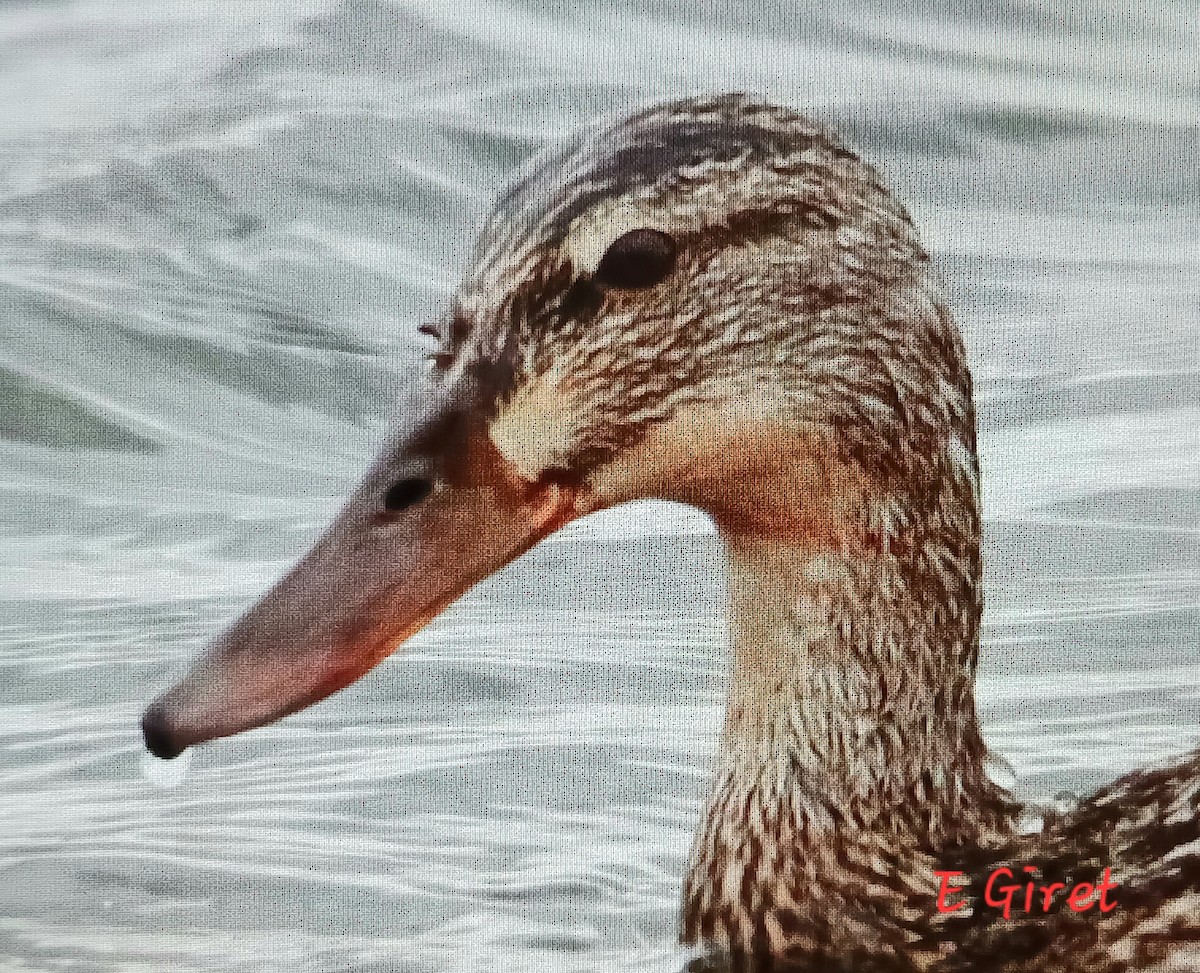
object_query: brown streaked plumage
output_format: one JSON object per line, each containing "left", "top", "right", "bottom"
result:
{"left": 141, "top": 94, "right": 1200, "bottom": 972}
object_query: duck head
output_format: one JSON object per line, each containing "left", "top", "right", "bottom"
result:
{"left": 142, "top": 94, "right": 973, "bottom": 763}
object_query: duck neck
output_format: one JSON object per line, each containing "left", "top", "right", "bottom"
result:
{"left": 681, "top": 469, "right": 1016, "bottom": 960}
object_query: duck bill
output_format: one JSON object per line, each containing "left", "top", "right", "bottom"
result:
{"left": 141, "top": 416, "right": 580, "bottom": 761}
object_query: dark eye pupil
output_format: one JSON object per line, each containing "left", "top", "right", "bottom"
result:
{"left": 383, "top": 477, "right": 433, "bottom": 512}
{"left": 595, "top": 228, "right": 676, "bottom": 289}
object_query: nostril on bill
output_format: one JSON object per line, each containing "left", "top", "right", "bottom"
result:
{"left": 383, "top": 477, "right": 434, "bottom": 513}
{"left": 142, "top": 707, "right": 185, "bottom": 760}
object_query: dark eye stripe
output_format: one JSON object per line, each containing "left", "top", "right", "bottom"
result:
{"left": 595, "top": 227, "right": 677, "bottom": 289}
{"left": 383, "top": 478, "right": 433, "bottom": 512}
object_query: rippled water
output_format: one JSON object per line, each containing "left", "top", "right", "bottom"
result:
{"left": 1, "top": 2, "right": 1198, "bottom": 971}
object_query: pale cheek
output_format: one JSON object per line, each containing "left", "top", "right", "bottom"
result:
{"left": 588, "top": 400, "right": 768, "bottom": 504}
{"left": 488, "top": 378, "right": 577, "bottom": 481}
{"left": 589, "top": 439, "right": 722, "bottom": 505}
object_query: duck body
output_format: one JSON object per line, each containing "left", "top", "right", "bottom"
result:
{"left": 936, "top": 748, "right": 1200, "bottom": 973}
{"left": 141, "top": 95, "right": 1200, "bottom": 972}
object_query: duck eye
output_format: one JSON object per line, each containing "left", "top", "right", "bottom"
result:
{"left": 383, "top": 477, "right": 433, "bottom": 513}
{"left": 595, "top": 228, "right": 677, "bottom": 289}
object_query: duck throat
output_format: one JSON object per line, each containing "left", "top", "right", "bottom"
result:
{"left": 680, "top": 485, "right": 1015, "bottom": 962}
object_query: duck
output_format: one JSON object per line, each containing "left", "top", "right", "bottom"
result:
{"left": 141, "top": 94, "right": 1200, "bottom": 972}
